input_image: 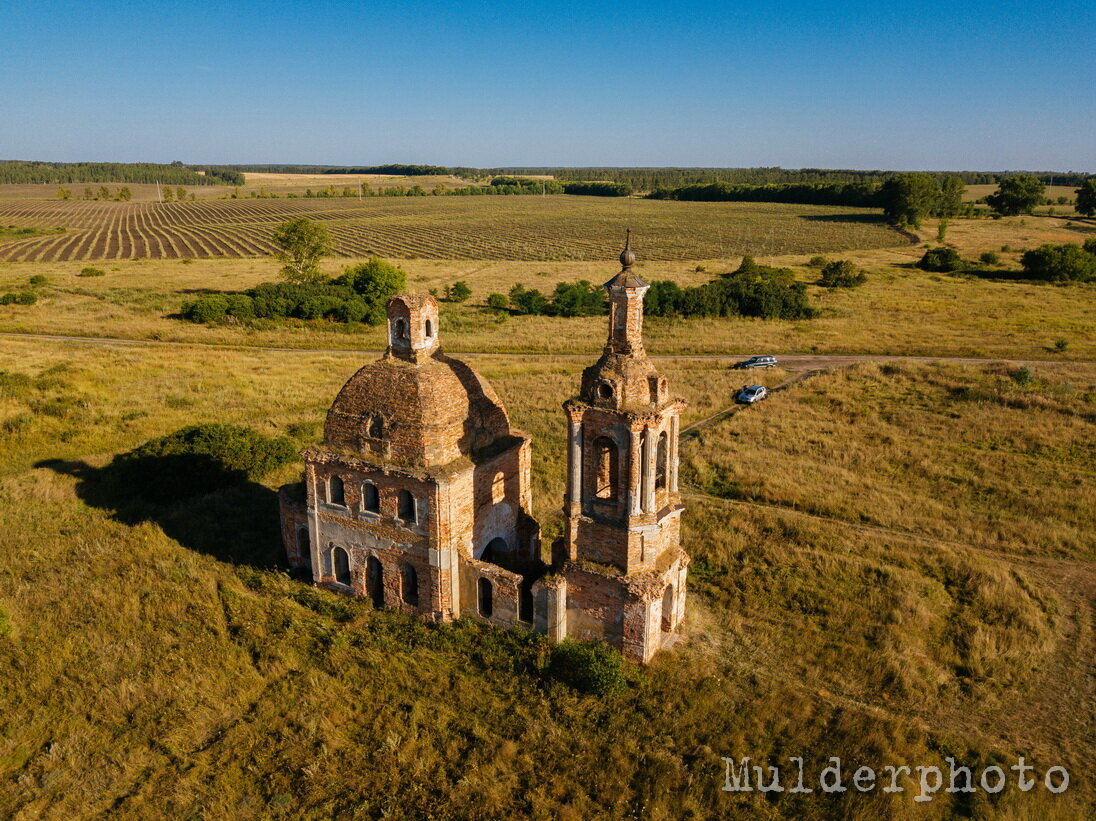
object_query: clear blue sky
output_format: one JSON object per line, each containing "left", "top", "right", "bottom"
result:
{"left": 2, "top": 1, "right": 1093, "bottom": 170}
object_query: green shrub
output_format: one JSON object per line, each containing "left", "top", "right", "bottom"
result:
{"left": 337, "top": 257, "right": 407, "bottom": 322}
{"left": 336, "top": 298, "right": 369, "bottom": 323}
{"left": 0, "top": 292, "right": 37, "bottom": 306}
{"left": 77, "top": 266, "right": 105, "bottom": 277}
{"left": 486, "top": 293, "right": 509, "bottom": 311}
{"left": 917, "top": 247, "right": 964, "bottom": 273}
{"left": 547, "top": 639, "right": 627, "bottom": 696}
{"left": 807, "top": 255, "right": 829, "bottom": 268}
{"left": 446, "top": 281, "right": 472, "bottom": 302}
{"left": 225, "top": 294, "right": 255, "bottom": 320}
{"left": 1020, "top": 243, "right": 1096, "bottom": 283}
{"left": 28, "top": 274, "right": 48, "bottom": 286}
{"left": 979, "top": 251, "right": 1000, "bottom": 266}
{"left": 1083, "top": 238, "right": 1096, "bottom": 255}
{"left": 818, "top": 260, "right": 867, "bottom": 288}
{"left": 110, "top": 423, "right": 298, "bottom": 502}
{"left": 1011, "top": 367, "right": 1034, "bottom": 387}
{"left": 182, "top": 294, "right": 230, "bottom": 323}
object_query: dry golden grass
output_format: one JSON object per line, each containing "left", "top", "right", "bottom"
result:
{"left": 964, "top": 183, "right": 1081, "bottom": 207}
{"left": 0, "top": 200, "right": 1093, "bottom": 817}
{"left": 0, "top": 339, "right": 1092, "bottom": 818}
{"left": 0, "top": 213, "right": 1091, "bottom": 359}
{"left": 683, "top": 361, "right": 1096, "bottom": 560}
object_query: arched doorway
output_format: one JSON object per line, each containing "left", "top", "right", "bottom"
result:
{"left": 333, "top": 546, "right": 351, "bottom": 586}
{"left": 366, "top": 555, "right": 384, "bottom": 608}
{"left": 478, "top": 577, "right": 493, "bottom": 618}
{"left": 481, "top": 537, "right": 507, "bottom": 564}
{"left": 661, "top": 584, "right": 674, "bottom": 632}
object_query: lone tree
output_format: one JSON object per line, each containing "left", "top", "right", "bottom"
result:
{"left": 986, "top": 174, "right": 1045, "bottom": 216}
{"left": 937, "top": 175, "right": 966, "bottom": 218}
{"left": 1076, "top": 178, "right": 1096, "bottom": 217}
{"left": 880, "top": 173, "right": 939, "bottom": 228}
{"left": 272, "top": 218, "right": 332, "bottom": 283}
{"left": 446, "top": 281, "right": 472, "bottom": 302}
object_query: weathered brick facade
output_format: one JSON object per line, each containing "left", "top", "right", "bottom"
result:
{"left": 279, "top": 237, "right": 689, "bottom": 663}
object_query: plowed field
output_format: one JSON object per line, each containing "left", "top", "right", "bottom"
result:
{"left": 0, "top": 196, "right": 909, "bottom": 262}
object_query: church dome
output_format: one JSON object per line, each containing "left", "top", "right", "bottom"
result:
{"left": 323, "top": 352, "right": 512, "bottom": 469}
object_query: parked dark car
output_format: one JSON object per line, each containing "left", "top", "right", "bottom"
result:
{"left": 732, "top": 355, "right": 778, "bottom": 370}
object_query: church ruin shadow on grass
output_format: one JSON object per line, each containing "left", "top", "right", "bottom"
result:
{"left": 37, "top": 454, "right": 286, "bottom": 569}
{"left": 280, "top": 235, "right": 690, "bottom": 662}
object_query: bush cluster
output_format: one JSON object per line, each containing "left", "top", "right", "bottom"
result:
{"left": 182, "top": 258, "right": 406, "bottom": 325}
{"left": 77, "top": 267, "right": 105, "bottom": 277}
{"left": 1020, "top": 243, "right": 1096, "bottom": 283}
{"left": 643, "top": 257, "right": 814, "bottom": 320}
{"left": 0, "top": 292, "right": 37, "bottom": 306}
{"left": 917, "top": 247, "right": 965, "bottom": 273}
{"left": 818, "top": 260, "right": 867, "bottom": 288}
{"left": 561, "top": 181, "right": 632, "bottom": 197}
{"left": 506, "top": 281, "right": 607, "bottom": 317}
{"left": 546, "top": 639, "right": 627, "bottom": 696}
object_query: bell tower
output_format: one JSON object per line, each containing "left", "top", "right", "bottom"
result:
{"left": 562, "top": 233, "right": 687, "bottom": 574}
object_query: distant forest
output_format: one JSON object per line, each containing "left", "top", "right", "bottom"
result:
{"left": 2, "top": 161, "right": 1089, "bottom": 194}
{"left": 0, "top": 161, "right": 244, "bottom": 186}
{"left": 215, "top": 164, "right": 1092, "bottom": 189}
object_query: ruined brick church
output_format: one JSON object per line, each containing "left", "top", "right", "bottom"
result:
{"left": 279, "top": 237, "right": 689, "bottom": 662}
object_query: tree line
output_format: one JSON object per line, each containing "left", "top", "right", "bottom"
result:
{"left": 648, "top": 181, "right": 882, "bottom": 207}
{"left": 210, "top": 164, "right": 1093, "bottom": 190}
{"left": 0, "top": 161, "right": 242, "bottom": 186}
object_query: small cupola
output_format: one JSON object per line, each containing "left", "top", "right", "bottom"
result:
{"left": 387, "top": 293, "right": 440, "bottom": 363}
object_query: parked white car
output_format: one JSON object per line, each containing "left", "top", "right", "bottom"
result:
{"left": 735, "top": 385, "right": 768, "bottom": 404}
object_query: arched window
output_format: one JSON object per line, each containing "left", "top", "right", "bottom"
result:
{"left": 361, "top": 481, "right": 379, "bottom": 513}
{"left": 393, "top": 317, "right": 408, "bottom": 340}
{"left": 328, "top": 475, "right": 345, "bottom": 506}
{"left": 481, "top": 537, "right": 507, "bottom": 564}
{"left": 368, "top": 415, "right": 384, "bottom": 438}
{"left": 593, "top": 437, "right": 618, "bottom": 500}
{"left": 398, "top": 490, "right": 416, "bottom": 523}
{"left": 400, "top": 564, "right": 419, "bottom": 607}
{"left": 491, "top": 471, "right": 505, "bottom": 504}
{"left": 656, "top": 431, "right": 668, "bottom": 490}
{"left": 333, "top": 546, "right": 351, "bottom": 586}
{"left": 425, "top": 318, "right": 433, "bottom": 338}
{"left": 478, "top": 577, "right": 493, "bottom": 617}
{"left": 366, "top": 555, "right": 384, "bottom": 608}
{"left": 661, "top": 584, "right": 675, "bottom": 632}
{"left": 598, "top": 381, "right": 614, "bottom": 400}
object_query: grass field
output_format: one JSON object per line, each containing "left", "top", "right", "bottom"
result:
{"left": 0, "top": 194, "right": 1093, "bottom": 817}
{"left": 0, "top": 213, "right": 1091, "bottom": 360}
{"left": 0, "top": 337, "right": 1091, "bottom": 818}
{"left": 0, "top": 194, "right": 911, "bottom": 263}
